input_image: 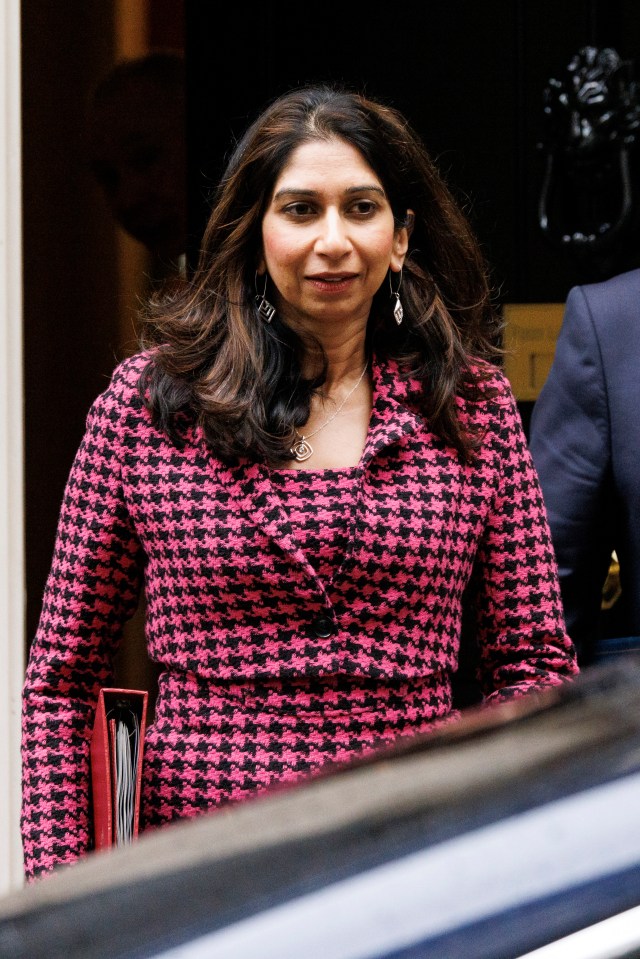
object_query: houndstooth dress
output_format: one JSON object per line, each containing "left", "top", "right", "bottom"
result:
{"left": 21, "top": 353, "right": 578, "bottom": 878}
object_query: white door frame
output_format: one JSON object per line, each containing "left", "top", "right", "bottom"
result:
{"left": 0, "top": 0, "right": 26, "bottom": 894}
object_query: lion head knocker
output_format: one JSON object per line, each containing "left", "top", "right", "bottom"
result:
{"left": 538, "top": 46, "right": 640, "bottom": 254}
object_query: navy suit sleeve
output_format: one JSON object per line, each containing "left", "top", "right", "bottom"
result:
{"left": 529, "top": 286, "right": 614, "bottom": 659}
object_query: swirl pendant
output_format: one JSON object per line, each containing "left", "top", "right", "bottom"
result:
{"left": 290, "top": 437, "right": 314, "bottom": 462}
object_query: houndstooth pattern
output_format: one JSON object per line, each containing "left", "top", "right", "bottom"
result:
{"left": 21, "top": 353, "right": 578, "bottom": 878}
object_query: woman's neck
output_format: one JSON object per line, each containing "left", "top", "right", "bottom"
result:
{"left": 302, "top": 328, "right": 368, "bottom": 390}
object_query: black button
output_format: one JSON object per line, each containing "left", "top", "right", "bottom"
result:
{"left": 311, "top": 616, "right": 335, "bottom": 638}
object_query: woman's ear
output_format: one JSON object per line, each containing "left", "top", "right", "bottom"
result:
{"left": 256, "top": 254, "right": 266, "bottom": 275}
{"left": 390, "top": 210, "right": 414, "bottom": 271}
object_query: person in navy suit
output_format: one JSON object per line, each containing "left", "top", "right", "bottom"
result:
{"left": 529, "top": 268, "right": 640, "bottom": 664}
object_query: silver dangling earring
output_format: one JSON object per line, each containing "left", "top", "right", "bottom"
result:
{"left": 389, "top": 269, "right": 404, "bottom": 326}
{"left": 255, "top": 272, "right": 275, "bottom": 323}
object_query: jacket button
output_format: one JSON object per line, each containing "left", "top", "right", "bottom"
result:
{"left": 311, "top": 616, "right": 335, "bottom": 638}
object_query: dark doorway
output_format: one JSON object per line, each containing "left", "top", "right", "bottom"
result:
{"left": 184, "top": 0, "right": 640, "bottom": 303}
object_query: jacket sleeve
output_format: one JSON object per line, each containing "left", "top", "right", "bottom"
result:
{"left": 528, "top": 287, "right": 614, "bottom": 659}
{"left": 471, "top": 381, "right": 579, "bottom": 702}
{"left": 21, "top": 382, "right": 144, "bottom": 880}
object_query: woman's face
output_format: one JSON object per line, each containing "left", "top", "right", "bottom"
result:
{"left": 259, "top": 137, "right": 409, "bottom": 335}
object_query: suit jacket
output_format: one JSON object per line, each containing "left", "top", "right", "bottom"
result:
{"left": 21, "top": 352, "right": 576, "bottom": 878}
{"left": 529, "top": 268, "right": 640, "bottom": 661}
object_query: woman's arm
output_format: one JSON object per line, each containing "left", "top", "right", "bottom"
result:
{"left": 21, "top": 383, "right": 144, "bottom": 880}
{"left": 471, "top": 382, "right": 579, "bottom": 702}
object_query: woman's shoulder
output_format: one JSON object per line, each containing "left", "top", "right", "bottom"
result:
{"left": 109, "top": 350, "right": 153, "bottom": 386}
{"left": 457, "top": 362, "right": 524, "bottom": 449}
{"left": 463, "top": 361, "right": 517, "bottom": 411}
{"left": 483, "top": 363, "right": 516, "bottom": 400}
{"left": 89, "top": 351, "right": 154, "bottom": 422}
{"left": 103, "top": 350, "right": 153, "bottom": 392}
{"left": 385, "top": 354, "right": 517, "bottom": 426}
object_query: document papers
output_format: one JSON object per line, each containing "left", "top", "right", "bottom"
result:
{"left": 91, "top": 688, "right": 148, "bottom": 850}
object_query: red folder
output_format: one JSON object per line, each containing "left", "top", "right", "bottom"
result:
{"left": 90, "top": 688, "right": 148, "bottom": 851}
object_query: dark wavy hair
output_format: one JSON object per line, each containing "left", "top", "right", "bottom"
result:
{"left": 140, "top": 83, "right": 502, "bottom": 463}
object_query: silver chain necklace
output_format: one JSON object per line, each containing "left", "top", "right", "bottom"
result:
{"left": 290, "top": 362, "right": 369, "bottom": 463}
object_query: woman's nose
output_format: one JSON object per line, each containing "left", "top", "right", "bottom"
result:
{"left": 315, "top": 210, "right": 352, "bottom": 256}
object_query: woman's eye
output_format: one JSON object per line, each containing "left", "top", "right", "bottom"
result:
{"left": 350, "top": 200, "right": 377, "bottom": 216}
{"left": 283, "top": 202, "right": 315, "bottom": 217}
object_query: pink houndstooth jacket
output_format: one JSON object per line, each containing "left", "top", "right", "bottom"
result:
{"left": 21, "top": 353, "right": 578, "bottom": 878}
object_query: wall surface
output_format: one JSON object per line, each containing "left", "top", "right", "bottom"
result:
{"left": 0, "top": 0, "right": 25, "bottom": 894}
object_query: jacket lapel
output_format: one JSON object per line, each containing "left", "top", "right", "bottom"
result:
{"left": 211, "top": 456, "right": 323, "bottom": 586}
{"left": 198, "top": 357, "right": 426, "bottom": 588}
{"left": 362, "top": 357, "right": 426, "bottom": 467}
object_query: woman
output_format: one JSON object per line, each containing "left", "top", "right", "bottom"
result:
{"left": 21, "top": 84, "right": 578, "bottom": 879}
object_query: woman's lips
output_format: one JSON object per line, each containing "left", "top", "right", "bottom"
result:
{"left": 307, "top": 274, "right": 358, "bottom": 293}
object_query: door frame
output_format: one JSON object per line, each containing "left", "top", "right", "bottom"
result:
{"left": 0, "top": 0, "right": 26, "bottom": 894}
